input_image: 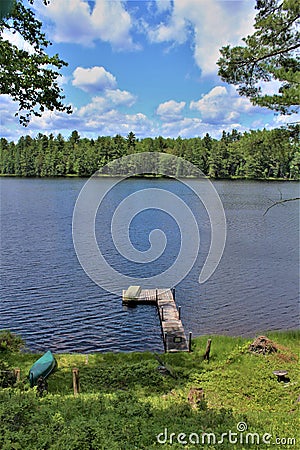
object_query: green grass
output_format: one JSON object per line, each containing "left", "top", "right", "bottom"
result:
{"left": 0, "top": 331, "right": 299, "bottom": 449}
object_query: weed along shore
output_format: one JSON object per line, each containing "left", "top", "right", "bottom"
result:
{"left": 0, "top": 330, "right": 299, "bottom": 449}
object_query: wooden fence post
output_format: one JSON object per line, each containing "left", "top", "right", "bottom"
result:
{"left": 203, "top": 339, "right": 212, "bottom": 362}
{"left": 188, "top": 332, "right": 192, "bottom": 352}
{"left": 72, "top": 368, "right": 80, "bottom": 396}
{"left": 14, "top": 368, "right": 20, "bottom": 382}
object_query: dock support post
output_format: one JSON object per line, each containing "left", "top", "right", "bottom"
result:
{"left": 155, "top": 289, "right": 158, "bottom": 302}
{"left": 72, "top": 368, "right": 80, "bottom": 396}
{"left": 178, "top": 306, "right": 181, "bottom": 320}
{"left": 161, "top": 306, "right": 164, "bottom": 321}
{"left": 171, "top": 288, "right": 175, "bottom": 300}
{"left": 188, "top": 332, "right": 192, "bottom": 352}
{"left": 164, "top": 333, "right": 167, "bottom": 352}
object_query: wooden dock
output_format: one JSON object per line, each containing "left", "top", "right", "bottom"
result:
{"left": 122, "top": 288, "right": 189, "bottom": 352}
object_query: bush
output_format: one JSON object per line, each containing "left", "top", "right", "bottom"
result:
{"left": 0, "top": 330, "right": 25, "bottom": 353}
{"left": 0, "top": 361, "right": 17, "bottom": 388}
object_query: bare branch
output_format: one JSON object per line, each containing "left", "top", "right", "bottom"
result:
{"left": 263, "top": 197, "right": 300, "bottom": 215}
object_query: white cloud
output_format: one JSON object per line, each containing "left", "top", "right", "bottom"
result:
{"left": 78, "top": 89, "right": 136, "bottom": 117}
{"left": 0, "top": 92, "right": 245, "bottom": 141}
{"left": 272, "top": 113, "right": 299, "bottom": 126}
{"left": 77, "top": 97, "right": 108, "bottom": 116}
{"left": 72, "top": 66, "right": 117, "bottom": 93}
{"left": 72, "top": 66, "right": 136, "bottom": 110}
{"left": 155, "top": 1, "right": 172, "bottom": 13}
{"left": 0, "top": 89, "right": 149, "bottom": 140}
{"left": 104, "top": 89, "right": 136, "bottom": 107}
{"left": 147, "top": 10, "right": 188, "bottom": 44}
{"left": 156, "top": 100, "right": 186, "bottom": 120}
{"left": 91, "top": 0, "right": 136, "bottom": 50}
{"left": 258, "top": 79, "right": 284, "bottom": 96}
{"left": 190, "top": 85, "right": 263, "bottom": 123}
{"left": 39, "top": 0, "right": 137, "bottom": 50}
{"left": 3, "top": 102, "right": 153, "bottom": 139}
{"left": 146, "top": 0, "right": 256, "bottom": 75}
{"left": 0, "top": 95, "right": 20, "bottom": 139}
{"left": 159, "top": 116, "right": 245, "bottom": 139}
{"left": 160, "top": 117, "right": 203, "bottom": 137}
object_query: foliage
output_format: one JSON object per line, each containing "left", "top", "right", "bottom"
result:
{"left": 0, "top": 0, "right": 15, "bottom": 20}
{"left": 1, "top": 126, "right": 299, "bottom": 179}
{"left": 0, "top": 331, "right": 299, "bottom": 449}
{"left": 217, "top": 0, "right": 300, "bottom": 114}
{"left": 0, "top": 0, "right": 72, "bottom": 125}
{"left": 0, "top": 329, "right": 24, "bottom": 353}
{"left": 0, "top": 361, "right": 17, "bottom": 388}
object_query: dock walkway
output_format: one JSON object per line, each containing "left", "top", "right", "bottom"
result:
{"left": 122, "top": 288, "right": 189, "bottom": 352}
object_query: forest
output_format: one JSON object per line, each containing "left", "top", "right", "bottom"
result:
{"left": 0, "top": 126, "right": 299, "bottom": 179}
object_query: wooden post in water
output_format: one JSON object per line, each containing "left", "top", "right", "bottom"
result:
{"left": 171, "top": 288, "right": 175, "bottom": 300}
{"left": 178, "top": 306, "right": 181, "bottom": 320}
{"left": 188, "top": 332, "right": 192, "bottom": 352}
{"left": 155, "top": 289, "right": 158, "bottom": 302}
{"left": 161, "top": 306, "right": 164, "bottom": 321}
{"left": 72, "top": 368, "right": 80, "bottom": 396}
{"left": 203, "top": 339, "right": 212, "bottom": 362}
{"left": 164, "top": 332, "right": 167, "bottom": 352}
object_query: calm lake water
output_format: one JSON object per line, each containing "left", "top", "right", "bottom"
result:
{"left": 0, "top": 177, "right": 299, "bottom": 353}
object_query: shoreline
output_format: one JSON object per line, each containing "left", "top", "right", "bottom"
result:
{"left": 8, "top": 328, "right": 300, "bottom": 356}
{"left": 0, "top": 173, "right": 299, "bottom": 181}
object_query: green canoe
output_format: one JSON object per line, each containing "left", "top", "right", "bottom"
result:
{"left": 29, "top": 350, "right": 57, "bottom": 387}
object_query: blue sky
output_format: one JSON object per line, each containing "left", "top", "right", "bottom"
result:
{"left": 1, "top": 0, "right": 297, "bottom": 141}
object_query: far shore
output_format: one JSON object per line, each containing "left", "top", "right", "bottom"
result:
{"left": 0, "top": 173, "right": 298, "bottom": 182}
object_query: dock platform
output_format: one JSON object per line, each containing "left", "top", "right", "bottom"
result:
{"left": 122, "top": 288, "right": 189, "bottom": 352}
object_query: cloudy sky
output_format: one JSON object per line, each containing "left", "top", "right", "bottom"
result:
{"left": 1, "top": 0, "right": 296, "bottom": 141}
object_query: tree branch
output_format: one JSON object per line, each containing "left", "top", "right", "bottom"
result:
{"left": 236, "top": 42, "right": 300, "bottom": 68}
{"left": 263, "top": 197, "right": 300, "bottom": 215}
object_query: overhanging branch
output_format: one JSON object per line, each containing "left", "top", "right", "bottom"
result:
{"left": 263, "top": 197, "right": 300, "bottom": 215}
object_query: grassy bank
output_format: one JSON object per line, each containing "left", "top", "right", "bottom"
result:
{"left": 0, "top": 331, "right": 299, "bottom": 449}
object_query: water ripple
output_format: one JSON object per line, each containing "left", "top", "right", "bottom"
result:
{"left": 0, "top": 178, "right": 299, "bottom": 352}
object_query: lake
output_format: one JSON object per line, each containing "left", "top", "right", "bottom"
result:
{"left": 0, "top": 177, "right": 299, "bottom": 353}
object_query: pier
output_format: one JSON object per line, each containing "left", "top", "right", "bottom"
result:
{"left": 122, "top": 287, "right": 189, "bottom": 352}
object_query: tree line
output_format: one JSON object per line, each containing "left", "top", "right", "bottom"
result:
{"left": 0, "top": 127, "right": 299, "bottom": 179}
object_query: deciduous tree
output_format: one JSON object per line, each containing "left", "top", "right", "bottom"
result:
{"left": 0, "top": 0, "right": 72, "bottom": 125}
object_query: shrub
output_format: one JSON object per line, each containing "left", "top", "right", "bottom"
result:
{"left": 0, "top": 361, "right": 16, "bottom": 388}
{"left": 0, "top": 330, "right": 25, "bottom": 353}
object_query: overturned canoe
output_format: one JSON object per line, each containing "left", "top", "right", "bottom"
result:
{"left": 29, "top": 350, "right": 57, "bottom": 387}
